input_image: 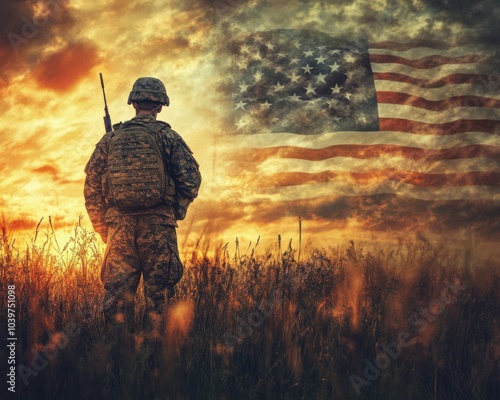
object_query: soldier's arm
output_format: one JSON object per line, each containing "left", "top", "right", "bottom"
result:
{"left": 84, "top": 136, "right": 110, "bottom": 241}
{"left": 167, "top": 132, "right": 202, "bottom": 218}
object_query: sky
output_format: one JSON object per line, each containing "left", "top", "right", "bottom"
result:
{"left": 0, "top": 0, "right": 498, "bottom": 256}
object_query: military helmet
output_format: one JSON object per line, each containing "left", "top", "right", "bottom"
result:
{"left": 127, "top": 77, "right": 170, "bottom": 106}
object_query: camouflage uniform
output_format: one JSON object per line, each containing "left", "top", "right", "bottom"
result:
{"left": 84, "top": 78, "right": 201, "bottom": 331}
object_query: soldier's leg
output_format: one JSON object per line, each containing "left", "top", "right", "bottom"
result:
{"left": 136, "top": 222, "right": 183, "bottom": 335}
{"left": 101, "top": 218, "right": 142, "bottom": 331}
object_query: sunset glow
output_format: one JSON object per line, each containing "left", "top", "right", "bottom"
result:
{"left": 1, "top": 0, "right": 498, "bottom": 256}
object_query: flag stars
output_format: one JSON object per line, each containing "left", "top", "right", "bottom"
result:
{"left": 253, "top": 70, "right": 264, "bottom": 82}
{"left": 315, "top": 73, "right": 327, "bottom": 84}
{"left": 289, "top": 58, "right": 300, "bottom": 65}
{"left": 253, "top": 34, "right": 264, "bottom": 43}
{"left": 289, "top": 73, "right": 300, "bottom": 83}
{"left": 301, "top": 64, "right": 313, "bottom": 74}
{"left": 344, "top": 53, "right": 357, "bottom": 63}
{"left": 265, "top": 42, "right": 275, "bottom": 51}
{"left": 293, "top": 40, "right": 301, "bottom": 49}
{"left": 240, "top": 44, "right": 250, "bottom": 53}
{"left": 236, "top": 118, "right": 249, "bottom": 130}
{"left": 303, "top": 49, "right": 315, "bottom": 57}
{"left": 235, "top": 100, "right": 247, "bottom": 110}
{"left": 330, "top": 49, "right": 341, "bottom": 55}
{"left": 273, "top": 82, "right": 285, "bottom": 92}
{"left": 327, "top": 98, "right": 339, "bottom": 108}
{"left": 290, "top": 93, "right": 301, "bottom": 101}
{"left": 252, "top": 51, "right": 262, "bottom": 61}
{"left": 331, "top": 84, "right": 341, "bottom": 94}
{"left": 328, "top": 62, "right": 340, "bottom": 72}
{"left": 238, "top": 82, "right": 250, "bottom": 93}
{"left": 315, "top": 55, "right": 327, "bottom": 64}
{"left": 237, "top": 60, "right": 248, "bottom": 70}
{"left": 261, "top": 100, "right": 272, "bottom": 109}
{"left": 304, "top": 83, "right": 316, "bottom": 95}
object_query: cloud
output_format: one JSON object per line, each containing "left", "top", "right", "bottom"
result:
{"left": 32, "top": 164, "right": 60, "bottom": 178}
{"left": 32, "top": 41, "right": 100, "bottom": 92}
{"left": 0, "top": 0, "right": 76, "bottom": 90}
{"left": 31, "top": 163, "right": 78, "bottom": 185}
{"left": 196, "top": 194, "right": 500, "bottom": 241}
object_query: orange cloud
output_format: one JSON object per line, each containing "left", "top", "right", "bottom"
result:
{"left": 32, "top": 41, "right": 100, "bottom": 92}
{"left": 32, "top": 164, "right": 59, "bottom": 177}
{"left": 31, "top": 164, "right": 77, "bottom": 185}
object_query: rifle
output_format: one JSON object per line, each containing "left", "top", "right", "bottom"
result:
{"left": 99, "top": 73, "right": 112, "bottom": 133}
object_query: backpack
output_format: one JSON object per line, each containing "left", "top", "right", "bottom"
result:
{"left": 105, "top": 121, "right": 173, "bottom": 209}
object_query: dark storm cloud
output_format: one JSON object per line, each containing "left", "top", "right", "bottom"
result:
{"left": 418, "top": 0, "right": 500, "bottom": 40}
{"left": 202, "top": 0, "right": 499, "bottom": 44}
{"left": 0, "top": 0, "right": 75, "bottom": 89}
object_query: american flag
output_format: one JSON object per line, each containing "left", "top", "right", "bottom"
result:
{"left": 216, "top": 29, "right": 500, "bottom": 237}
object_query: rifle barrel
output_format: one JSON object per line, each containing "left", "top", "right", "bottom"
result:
{"left": 100, "top": 72, "right": 108, "bottom": 109}
{"left": 99, "top": 73, "right": 112, "bottom": 132}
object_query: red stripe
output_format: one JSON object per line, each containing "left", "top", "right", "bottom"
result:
{"left": 261, "top": 171, "right": 500, "bottom": 188}
{"left": 379, "top": 118, "right": 500, "bottom": 134}
{"left": 232, "top": 144, "right": 500, "bottom": 163}
{"left": 373, "top": 73, "right": 494, "bottom": 88}
{"left": 377, "top": 92, "right": 500, "bottom": 110}
{"left": 369, "top": 40, "right": 475, "bottom": 51}
{"left": 370, "top": 53, "right": 482, "bottom": 68}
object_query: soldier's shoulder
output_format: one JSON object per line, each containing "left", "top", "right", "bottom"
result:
{"left": 156, "top": 121, "right": 181, "bottom": 140}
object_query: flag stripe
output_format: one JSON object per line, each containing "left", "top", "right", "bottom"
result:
{"left": 370, "top": 62, "right": 495, "bottom": 77}
{"left": 376, "top": 92, "right": 500, "bottom": 111}
{"left": 377, "top": 103, "right": 500, "bottom": 123}
{"left": 369, "top": 40, "right": 482, "bottom": 51}
{"left": 373, "top": 81, "right": 500, "bottom": 101}
{"left": 223, "top": 131, "right": 500, "bottom": 149}
{"left": 251, "top": 156, "right": 499, "bottom": 175}
{"left": 372, "top": 73, "right": 495, "bottom": 88}
{"left": 369, "top": 53, "right": 483, "bottom": 68}
{"left": 242, "top": 181, "right": 500, "bottom": 202}
{"left": 378, "top": 118, "right": 500, "bottom": 134}
{"left": 366, "top": 45, "right": 489, "bottom": 59}
{"left": 230, "top": 144, "right": 499, "bottom": 163}
{"left": 259, "top": 171, "right": 500, "bottom": 188}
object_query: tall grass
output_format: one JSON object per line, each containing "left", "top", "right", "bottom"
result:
{"left": 0, "top": 219, "right": 498, "bottom": 399}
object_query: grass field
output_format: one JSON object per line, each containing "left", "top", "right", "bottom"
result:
{"left": 1, "top": 219, "right": 499, "bottom": 400}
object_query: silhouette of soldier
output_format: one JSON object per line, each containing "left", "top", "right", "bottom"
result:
{"left": 84, "top": 77, "right": 201, "bottom": 335}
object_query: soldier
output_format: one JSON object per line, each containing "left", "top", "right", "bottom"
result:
{"left": 84, "top": 77, "right": 201, "bottom": 335}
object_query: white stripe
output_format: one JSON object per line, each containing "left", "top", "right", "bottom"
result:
{"left": 241, "top": 181, "right": 500, "bottom": 202}
{"left": 221, "top": 131, "right": 500, "bottom": 150}
{"left": 370, "top": 62, "right": 496, "bottom": 76}
{"left": 373, "top": 81, "right": 500, "bottom": 101}
{"left": 377, "top": 103, "right": 500, "bottom": 123}
{"left": 254, "top": 157, "right": 500, "bottom": 175}
{"left": 368, "top": 45, "right": 491, "bottom": 59}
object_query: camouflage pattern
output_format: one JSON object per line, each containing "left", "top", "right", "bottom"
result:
{"left": 127, "top": 77, "right": 170, "bottom": 106}
{"left": 84, "top": 112, "right": 201, "bottom": 330}
{"left": 106, "top": 121, "right": 175, "bottom": 209}
{"left": 101, "top": 215, "right": 182, "bottom": 327}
